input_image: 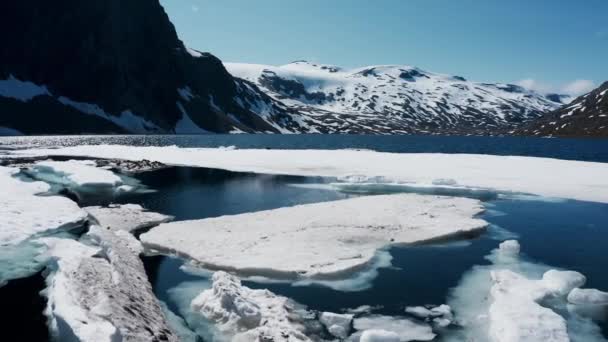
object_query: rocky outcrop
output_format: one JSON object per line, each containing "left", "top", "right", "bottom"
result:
{"left": 0, "top": 0, "right": 286, "bottom": 134}
{"left": 516, "top": 81, "right": 608, "bottom": 138}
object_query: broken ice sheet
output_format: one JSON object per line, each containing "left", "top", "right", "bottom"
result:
{"left": 25, "top": 159, "right": 150, "bottom": 204}
{"left": 444, "top": 240, "right": 607, "bottom": 342}
{"left": 141, "top": 194, "right": 486, "bottom": 281}
{"left": 0, "top": 166, "right": 87, "bottom": 285}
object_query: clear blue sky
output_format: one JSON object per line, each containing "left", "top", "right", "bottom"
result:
{"left": 160, "top": 0, "right": 607, "bottom": 95}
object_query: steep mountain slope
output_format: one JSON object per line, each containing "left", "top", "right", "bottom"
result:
{"left": 0, "top": 0, "right": 293, "bottom": 134}
{"left": 225, "top": 61, "right": 562, "bottom": 134}
{"left": 517, "top": 82, "right": 608, "bottom": 138}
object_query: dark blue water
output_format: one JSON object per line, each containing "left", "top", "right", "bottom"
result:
{"left": 2, "top": 134, "right": 608, "bottom": 162}
{"left": 131, "top": 166, "right": 608, "bottom": 338}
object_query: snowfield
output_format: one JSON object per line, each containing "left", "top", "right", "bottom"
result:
{"left": 141, "top": 194, "right": 486, "bottom": 279}
{"left": 12, "top": 145, "right": 608, "bottom": 203}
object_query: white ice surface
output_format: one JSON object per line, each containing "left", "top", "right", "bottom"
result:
{"left": 0, "top": 166, "right": 86, "bottom": 254}
{"left": 445, "top": 240, "right": 607, "bottom": 342}
{"left": 40, "top": 229, "right": 177, "bottom": 342}
{"left": 489, "top": 270, "right": 570, "bottom": 342}
{"left": 85, "top": 204, "right": 173, "bottom": 232}
{"left": 13, "top": 145, "right": 608, "bottom": 203}
{"left": 320, "top": 312, "right": 353, "bottom": 339}
{"left": 32, "top": 160, "right": 122, "bottom": 188}
{"left": 568, "top": 288, "right": 608, "bottom": 305}
{"left": 141, "top": 194, "right": 486, "bottom": 279}
{"left": 359, "top": 330, "right": 400, "bottom": 342}
{"left": 190, "top": 271, "right": 310, "bottom": 342}
{"left": 352, "top": 315, "right": 435, "bottom": 341}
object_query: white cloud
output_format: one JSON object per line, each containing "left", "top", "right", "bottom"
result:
{"left": 516, "top": 79, "right": 552, "bottom": 94}
{"left": 516, "top": 78, "right": 596, "bottom": 96}
{"left": 192, "top": 5, "right": 199, "bottom": 12}
{"left": 561, "top": 80, "right": 596, "bottom": 96}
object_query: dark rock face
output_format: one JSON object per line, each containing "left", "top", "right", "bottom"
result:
{"left": 517, "top": 82, "right": 608, "bottom": 138}
{"left": 0, "top": 0, "right": 282, "bottom": 134}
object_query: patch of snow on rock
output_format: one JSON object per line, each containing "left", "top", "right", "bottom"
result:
{"left": 0, "top": 75, "right": 50, "bottom": 101}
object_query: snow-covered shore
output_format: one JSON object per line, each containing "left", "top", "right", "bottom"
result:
{"left": 11, "top": 145, "right": 608, "bottom": 203}
{"left": 141, "top": 194, "right": 486, "bottom": 279}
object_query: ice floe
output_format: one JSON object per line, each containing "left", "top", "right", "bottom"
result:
{"left": 489, "top": 269, "right": 570, "bottom": 342}
{"left": 85, "top": 204, "right": 173, "bottom": 233}
{"left": 190, "top": 271, "right": 311, "bottom": 342}
{"left": 320, "top": 312, "right": 353, "bottom": 339}
{"left": 0, "top": 166, "right": 86, "bottom": 285}
{"left": 404, "top": 304, "right": 453, "bottom": 327}
{"left": 568, "top": 288, "right": 608, "bottom": 305}
{"left": 351, "top": 315, "right": 436, "bottom": 341}
{"left": 12, "top": 145, "right": 608, "bottom": 203}
{"left": 141, "top": 194, "right": 486, "bottom": 279}
{"left": 358, "top": 329, "right": 400, "bottom": 342}
{"left": 445, "top": 240, "right": 608, "bottom": 342}
{"left": 32, "top": 160, "right": 122, "bottom": 188}
{"left": 41, "top": 228, "right": 178, "bottom": 342}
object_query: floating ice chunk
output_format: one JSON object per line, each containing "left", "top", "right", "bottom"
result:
{"left": 359, "top": 329, "right": 400, "bottom": 342}
{"left": 404, "top": 306, "right": 433, "bottom": 318}
{"left": 489, "top": 270, "right": 569, "bottom": 342}
{"left": 0, "top": 166, "right": 86, "bottom": 285}
{"left": 85, "top": 204, "right": 173, "bottom": 232}
{"left": 0, "top": 166, "right": 86, "bottom": 246}
{"left": 13, "top": 145, "right": 608, "bottom": 203}
{"left": 32, "top": 160, "right": 122, "bottom": 188}
{"left": 353, "top": 315, "right": 435, "bottom": 341}
{"left": 320, "top": 312, "right": 353, "bottom": 339}
{"left": 446, "top": 240, "right": 606, "bottom": 342}
{"left": 345, "top": 305, "right": 382, "bottom": 315}
{"left": 498, "top": 240, "right": 520, "bottom": 257}
{"left": 405, "top": 305, "right": 453, "bottom": 328}
{"left": 542, "top": 270, "right": 586, "bottom": 297}
{"left": 568, "top": 288, "right": 608, "bottom": 305}
{"left": 141, "top": 194, "right": 486, "bottom": 279}
{"left": 40, "top": 230, "right": 177, "bottom": 342}
{"left": 190, "top": 271, "right": 310, "bottom": 341}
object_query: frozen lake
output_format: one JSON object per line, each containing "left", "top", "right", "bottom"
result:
{"left": 1, "top": 135, "right": 607, "bottom": 341}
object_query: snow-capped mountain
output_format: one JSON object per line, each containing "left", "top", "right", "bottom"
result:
{"left": 225, "top": 61, "right": 563, "bottom": 134}
{"left": 517, "top": 81, "right": 608, "bottom": 138}
{"left": 0, "top": 0, "right": 575, "bottom": 136}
